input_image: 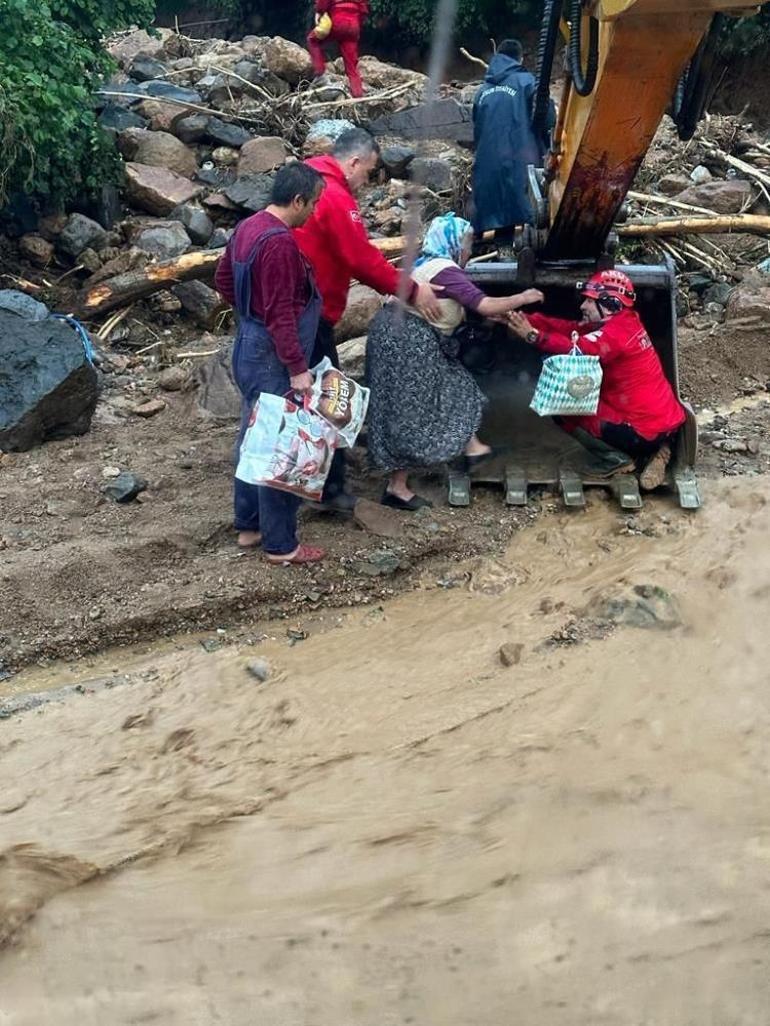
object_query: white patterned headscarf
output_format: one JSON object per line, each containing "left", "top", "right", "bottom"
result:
{"left": 415, "top": 212, "right": 472, "bottom": 267}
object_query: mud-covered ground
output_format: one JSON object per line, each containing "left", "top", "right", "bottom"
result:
{"left": 1, "top": 276, "right": 769, "bottom": 1026}
{"left": 1, "top": 313, "right": 768, "bottom": 678}
{"left": 1, "top": 471, "right": 769, "bottom": 1024}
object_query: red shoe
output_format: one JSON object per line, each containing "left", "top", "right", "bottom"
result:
{"left": 266, "top": 544, "right": 325, "bottom": 566}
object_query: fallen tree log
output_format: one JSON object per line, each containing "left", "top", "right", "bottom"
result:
{"left": 79, "top": 250, "right": 221, "bottom": 318}
{"left": 78, "top": 237, "right": 410, "bottom": 318}
{"left": 619, "top": 213, "right": 770, "bottom": 237}
{"left": 82, "top": 214, "right": 770, "bottom": 319}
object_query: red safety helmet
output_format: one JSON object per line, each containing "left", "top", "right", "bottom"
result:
{"left": 577, "top": 269, "right": 636, "bottom": 309}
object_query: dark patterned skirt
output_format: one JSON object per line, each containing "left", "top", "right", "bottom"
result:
{"left": 365, "top": 304, "right": 486, "bottom": 472}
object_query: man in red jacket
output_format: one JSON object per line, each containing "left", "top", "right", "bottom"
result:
{"left": 508, "top": 269, "right": 685, "bottom": 489}
{"left": 295, "top": 128, "right": 442, "bottom": 509}
{"left": 308, "top": 0, "right": 368, "bottom": 98}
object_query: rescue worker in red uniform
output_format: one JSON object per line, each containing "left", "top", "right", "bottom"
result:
{"left": 508, "top": 270, "right": 686, "bottom": 490}
{"left": 295, "top": 127, "right": 442, "bottom": 511}
{"left": 307, "top": 0, "right": 368, "bottom": 99}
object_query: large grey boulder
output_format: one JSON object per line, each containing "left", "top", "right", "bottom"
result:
{"left": 370, "top": 98, "right": 473, "bottom": 144}
{"left": 206, "top": 74, "right": 245, "bottom": 107}
{"left": 675, "top": 179, "right": 754, "bottom": 214}
{"left": 125, "top": 163, "right": 204, "bottom": 216}
{"left": 264, "top": 37, "right": 313, "bottom": 85}
{"left": 0, "top": 289, "right": 49, "bottom": 321}
{"left": 380, "top": 144, "right": 416, "bottom": 178}
{"left": 129, "top": 56, "right": 168, "bottom": 82}
{"left": 726, "top": 270, "right": 770, "bottom": 325}
{"left": 408, "top": 156, "right": 454, "bottom": 193}
{"left": 173, "top": 281, "right": 229, "bottom": 328}
{"left": 117, "top": 128, "right": 198, "bottom": 179}
{"left": 205, "top": 117, "right": 253, "bottom": 149}
{"left": 174, "top": 113, "right": 209, "bottom": 144}
{"left": 170, "top": 203, "right": 214, "bottom": 245}
{"left": 106, "top": 28, "right": 171, "bottom": 68}
{"left": 135, "top": 221, "right": 192, "bottom": 260}
{"left": 224, "top": 173, "right": 274, "bottom": 213}
{"left": 194, "top": 343, "right": 240, "bottom": 420}
{"left": 237, "top": 136, "right": 287, "bottom": 176}
{"left": 143, "top": 81, "right": 203, "bottom": 106}
{"left": 58, "top": 213, "right": 108, "bottom": 258}
{"left": 98, "top": 103, "right": 148, "bottom": 137}
{"left": 0, "top": 310, "right": 98, "bottom": 451}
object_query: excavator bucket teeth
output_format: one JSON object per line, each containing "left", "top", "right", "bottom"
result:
{"left": 613, "top": 474, "right": 643, "bottom": 510}
{"left": 674, "top": 470, "right": 701, "bottom": 510}
{"left": 504, "top": 467, "right": 528, "bottom": 506}
{"left": 559, "top": 471, "right": 586, "bottom": 508}
{"left": 458, "top": 259, "right": 694, "bottom": 510}
{"left": 447, "top": 471, "right": 471, "bottom": 507}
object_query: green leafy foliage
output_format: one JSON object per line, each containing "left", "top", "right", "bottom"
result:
{"left": 718, "top": 3, "right": 770, "bottom": 57}
{"left": 49, "top": 0, "right": 156, "bottom": 40}
{"left": 156, "top": 0, "right": 241, "bottom": 11}
{"left": 368, "top": 0, "right": 539, "bottom": 45}
{"left": 0, "top": 0, "right": 154, "bottom": 207}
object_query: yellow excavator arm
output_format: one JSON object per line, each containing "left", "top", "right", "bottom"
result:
{"left": 541, "top": 0, "right": 758, "bottom": 259}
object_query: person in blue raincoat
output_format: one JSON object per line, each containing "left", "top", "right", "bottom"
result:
{"left": 471, "top": 39, "right": 554, "bottom": 235}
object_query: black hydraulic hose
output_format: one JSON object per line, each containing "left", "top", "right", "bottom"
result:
{"left": 672, "top": 14, "right": 725, "bottom": 141}
{"left": 568, "top": 0, "right": 599, "bottom": 97}
{"left": 531, "top": 0, "right": 563, "bottom": 141}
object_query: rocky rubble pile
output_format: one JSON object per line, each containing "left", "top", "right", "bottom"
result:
{"left": 631, "top": 113, "right": 770, "bottom": 333}
{"left": 11, "top": 27, "right": 473, "bottom": 346}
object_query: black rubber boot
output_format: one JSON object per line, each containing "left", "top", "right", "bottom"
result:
{"left": 571, "top": 428, "right": 636, "bottom": 478}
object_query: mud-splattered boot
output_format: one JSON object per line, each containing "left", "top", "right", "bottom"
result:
{"left": 639, "top": 443, "right": 672, "bottom": 491}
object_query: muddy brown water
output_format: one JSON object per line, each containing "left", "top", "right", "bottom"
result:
{"left": 1, "top": 477, "right": 769, "bottom": 1024}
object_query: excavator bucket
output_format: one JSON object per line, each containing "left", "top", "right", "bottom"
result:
{"left": 459, "top": 259, "right": 699, "bottom": 510}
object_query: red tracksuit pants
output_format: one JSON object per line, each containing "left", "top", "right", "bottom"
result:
{"left": 307, "top": 15, "right": 363, "bottom": 98}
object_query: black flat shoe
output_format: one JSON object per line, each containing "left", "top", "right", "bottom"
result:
{"left": 458, "top": 446, "right": 506, "bottom": 474}
{"left": 381, "top": 489, "right": 433, "bottom": 511}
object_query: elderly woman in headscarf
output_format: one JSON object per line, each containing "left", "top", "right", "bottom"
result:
{"left": 365, "top": 213, "right": 542, "bottom": 510}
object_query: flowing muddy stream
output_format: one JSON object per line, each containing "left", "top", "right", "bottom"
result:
{"left": 1, "top": 478, "right": 769, "bottom": 1025}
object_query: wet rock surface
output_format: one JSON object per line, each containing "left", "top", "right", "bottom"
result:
{"left": 0, "top": 310, "right": 98, "bottom": 452}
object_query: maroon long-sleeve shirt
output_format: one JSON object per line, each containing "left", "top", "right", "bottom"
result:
{"left": 215, "top": 210, "right": 313, "bottom": 375}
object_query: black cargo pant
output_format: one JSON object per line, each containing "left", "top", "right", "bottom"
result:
{"left": 311, "top": 317, "right": 347, "bottom": 500}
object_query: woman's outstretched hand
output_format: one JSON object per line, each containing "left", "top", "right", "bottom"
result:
{"left": 516, "top": 288, "right": 544, "bottom": 307}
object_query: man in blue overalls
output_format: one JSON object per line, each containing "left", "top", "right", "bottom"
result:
{"left": 215, "top": 163, "right": 326, "bottom": 566}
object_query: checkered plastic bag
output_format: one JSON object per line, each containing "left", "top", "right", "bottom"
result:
{"left": 530, "top": 338, "right": 602, "bottom": 417}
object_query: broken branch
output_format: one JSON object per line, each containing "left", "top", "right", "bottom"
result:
{"left": 78, "top": 237, "right": 410, "bottom": 318}
{"left": 460, "top": 47, "right": 488, "bottom": 70}
{"left": 702, "top": 140, "right": 770, "bottom": 191}
{"left": 618, "top": 213, "right": 770, "bottom": 237}
{"left": 627, "top": 190, "right": 719, "bottom": 218}
{"left": 96, "top": 90, "right": 266, "bottom": 125}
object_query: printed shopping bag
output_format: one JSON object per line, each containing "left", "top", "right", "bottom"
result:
{"left": 530, "top": 339, "right": 602, "bottom": 417}
{"left": 308, "top": 356, "right": 370, "bottom": 448}
{"left": 236, "top": 391, "right": 338, "bottom": 502}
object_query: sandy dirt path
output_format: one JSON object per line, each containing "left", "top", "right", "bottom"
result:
{"left": 1, "top": 477, "right": 769, "bottom": 1025}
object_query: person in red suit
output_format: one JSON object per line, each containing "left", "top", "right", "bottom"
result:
{"left": 508, "top": 269, "right": 686, "bottom": 489}
{"left": 307, "top": 0, "right": 369, "bottom": 98}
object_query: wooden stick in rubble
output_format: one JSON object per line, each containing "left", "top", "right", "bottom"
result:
{"left": 79, "top": 213, "right": 770, "bottom": 319}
